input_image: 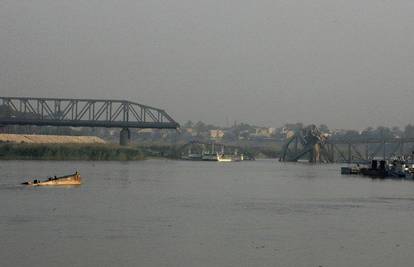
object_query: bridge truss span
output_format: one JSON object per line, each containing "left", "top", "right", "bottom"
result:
{"left": 279, "top": 124, "right": 414, "bottom": 163}
{"left": 0, "top": 97, "right": 179, "bottom": 129}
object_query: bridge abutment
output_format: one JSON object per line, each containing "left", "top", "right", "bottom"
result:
{"left": 120, "top": 128, "right": 131, "bottom": 146}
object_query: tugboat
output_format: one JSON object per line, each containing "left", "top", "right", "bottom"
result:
{"left": 22, "top": 171, "right": 82, "bottom": 186}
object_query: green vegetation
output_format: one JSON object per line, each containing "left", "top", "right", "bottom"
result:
{"left": 0, "top": 141, "right": 282, "bottom": 161}
{"left": 0, "top": 143, "right": 145, "bottom": 161}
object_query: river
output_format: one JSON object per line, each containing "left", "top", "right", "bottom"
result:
{"left": 1, "top": 159, "right": 414, "bottom": 267}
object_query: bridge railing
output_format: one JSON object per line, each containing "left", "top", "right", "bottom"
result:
{"left": 0, "top": 97, "right": 179, "bottom": 129}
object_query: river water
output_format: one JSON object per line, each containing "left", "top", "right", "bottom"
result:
{"left": 1, "top": 159, "right": 414, "bottom": 267}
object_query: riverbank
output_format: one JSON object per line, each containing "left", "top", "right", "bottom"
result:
{"left": 0, "top": 133, "right": 105, "bottom": 144}
{"left": 0, "top": 142, "right": 280, "bottom": 161}
{"left": 0, "top": 143, "right": 145, "bottom": 160}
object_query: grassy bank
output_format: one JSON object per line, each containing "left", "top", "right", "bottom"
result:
{"left": 0, "top": 143, "right": 145, "bottom": 160}
{"left": 0, "top": 142, "right": 281, "bottom": 161}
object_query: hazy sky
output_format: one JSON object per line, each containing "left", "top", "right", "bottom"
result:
{"left": 1, "top": 0, "right": 413, "bottom": 129}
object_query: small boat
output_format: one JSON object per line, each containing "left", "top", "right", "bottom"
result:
{"left": 217, "top": 154, "right": 233, "bottom": 162}
{"left": 22, "top": 171, "right": 82, "bottom": 186}
{"left": 341, "top": 166, "right": 361, "bottom": 175}
{"left": 182, "top": 153, "right": 203, "bottom": 161}
{"left": 202, "top": 152, "right": 219, "bottom": 161}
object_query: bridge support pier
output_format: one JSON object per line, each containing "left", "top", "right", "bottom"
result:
{"left": 330, "top": 143, "right": 335, "bottom": 162}
{"left": 400, "top": 141, "right": 404, "bottom": 156}
{"left": 120, "top": 128, "right": 131, "bottom": 146}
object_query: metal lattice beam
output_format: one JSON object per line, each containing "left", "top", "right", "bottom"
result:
{"left": 0, "top": 97, "right": 179, "bottom": 129}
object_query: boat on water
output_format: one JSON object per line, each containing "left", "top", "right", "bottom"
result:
{"left": 200, "top": 152, "right": 234, "bottom": 162}
{"left": 202, "top": 152, "right": 220, "bottom": 161}
{"left": 181, "top": 146, "right": 203, "bottom": 160}
{"left": 181, "top": 153, "right": 203, "bottom": 161}
{"left": 201, "top": 143, "right": 219, "bottom": 161}
{"left": 22, "top": 171, "right": 82, "bottom": 186}
{"left": 341, "top": 159, "right": 414, "bottom": 180}
{"left": 341, "top": 166, "right": 361, "bottom": 175}
{"left": 217, "top": 154, "right": 233, "bottom": 162}
{"left": 181, "top": 142, "right": 252, "bottom": 162}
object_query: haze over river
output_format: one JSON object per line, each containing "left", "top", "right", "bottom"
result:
{"left": 1, "top": 160, "right": 414, "bottom": 267}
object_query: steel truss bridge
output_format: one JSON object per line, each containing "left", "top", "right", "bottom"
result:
{"left": 0, "top": 97, "right": 179, "bottom": 145}
{"left": 327, "top": 138, "right": 414, "bottom": 163}
{"left": 280, "top": 125, "right": 414, "bottom": 163}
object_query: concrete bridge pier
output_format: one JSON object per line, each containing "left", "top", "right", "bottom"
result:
{"left": 120, "top": 128, "right": 131, "bottom": 146}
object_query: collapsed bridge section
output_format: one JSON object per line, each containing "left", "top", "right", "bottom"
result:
{"left": 279, "top": 125, "right": 332, "bottom": 163}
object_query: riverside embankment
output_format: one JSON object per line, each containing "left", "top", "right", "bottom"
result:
{"left": 0, "top": 143, "right": 145, "bottom": 160}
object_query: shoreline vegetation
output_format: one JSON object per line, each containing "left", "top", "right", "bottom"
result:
{"left": 0, "top": 143, "right": 145, "bottom": 161}
{"left": 0, "top": 142, "right": 280, "bottom": 161}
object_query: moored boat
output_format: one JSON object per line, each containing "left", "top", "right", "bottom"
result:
{"left": 341, "top": 159, "right": 414, "bottom": 180}
{"left": 341, "top": 166, "right": 361, "bottom": 175}
{"left": 22, "top": 171, "right": 82, "bottom": 186}
{"left": 202, "top": 152, "right": 219, "bottom": 161}
{"left": 182, "top": 153, "right": 203, "bottom": 160}
{"left": 217, "top": 154, "right": 233, "bottom": 162}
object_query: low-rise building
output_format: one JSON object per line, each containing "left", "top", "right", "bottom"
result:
{"left": 254, "top": 127, "right": 276, "bottom": 138}
{"left": 210, "top": 129, "right": 225, "bottom": 139}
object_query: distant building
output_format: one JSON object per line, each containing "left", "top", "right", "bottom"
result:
{"left": 238, "top": 130, "right": 250, "bottom": 140}
{"left": 185, "top": 128, "right": 198, "bottom": 137}
{"left": 210, "top": 129, "right": 225, "bottom": 139}
{"left": 253, "top": 127, "right": 276, "bottom": 138}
